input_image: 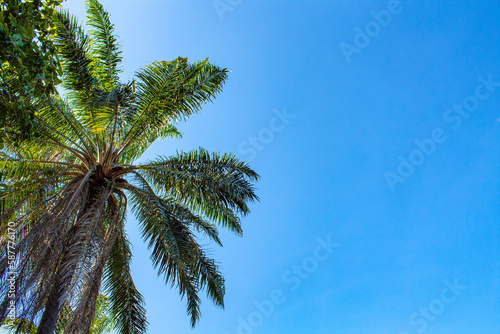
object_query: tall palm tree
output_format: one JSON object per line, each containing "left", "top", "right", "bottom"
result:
{"left": 0, "top": 1, "right": 259, "bottom": 333}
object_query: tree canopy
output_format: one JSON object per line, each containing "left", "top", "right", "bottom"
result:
{"left": 0, "top": 0, "right": 63, "bottom": 143}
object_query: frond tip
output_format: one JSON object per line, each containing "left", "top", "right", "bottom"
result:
{"left": 86, "top": 0, "right": 123, "bottom": 89}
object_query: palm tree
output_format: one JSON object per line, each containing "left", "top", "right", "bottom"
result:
{"left": 0, "top": 1, "right": 259, "bottom": 333}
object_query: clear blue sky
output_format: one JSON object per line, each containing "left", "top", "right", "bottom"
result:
{"left": 61, "top": 1, "right": 500, "bottom": 333}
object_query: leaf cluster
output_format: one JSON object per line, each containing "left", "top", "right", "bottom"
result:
{"left": 0, "top": 0, "right": 63, "bottom": 142}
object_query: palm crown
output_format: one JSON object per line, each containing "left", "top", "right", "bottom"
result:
{"left": 0, "top": 1, "right": 259, "bottom": 333}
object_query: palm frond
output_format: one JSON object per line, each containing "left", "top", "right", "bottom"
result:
{"left": 104, "top": 222, "right": 148, "bottom": 334}
{"left": 55, "top": 10, "right": 97, "bottom": 95}
{"left": 139, "top": 148, "right": 259, "bottom": 234}
{"left": 126, "top": 173, "right": 225, "bottom": 325}
{"left": 116, "top": 58, "right": 228, "bottom": 163}
{"left": 86, "top": 0, "right": 123, "bottom": 91}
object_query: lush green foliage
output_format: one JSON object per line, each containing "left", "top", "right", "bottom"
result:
{"left": 0, "top": 1, "right": 258, "bottom": 333}
{"left": 0, "top": 0, "right": 63, "bottom": 142}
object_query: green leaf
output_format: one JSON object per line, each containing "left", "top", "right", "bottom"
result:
{"left": 9, "top": 13, "right": 17, "bottom": 25}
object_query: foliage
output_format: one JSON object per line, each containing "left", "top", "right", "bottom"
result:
{"left": 1, "top": 294, "right": 116, "bottom": 333}
{"left": 0, "top": 1, "right": 259, "bottom": 333}
{"left": 0, "top": 0, "right": 63, "bottom": 142}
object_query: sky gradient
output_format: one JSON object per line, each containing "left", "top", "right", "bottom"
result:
{"left": 60, "top": 1, "right": 500, "bottom": 333}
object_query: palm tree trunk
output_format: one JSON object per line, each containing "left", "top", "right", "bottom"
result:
{"left": 36, "top": 222, "right": 82, "bottom": 334}
{"left": 36, "top": 279, "right": 63, "bottom": 334}
{"left": 36, "top": 191, "right": 103, "bottom": 333}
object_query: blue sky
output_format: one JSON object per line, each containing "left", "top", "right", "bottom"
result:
{"left": 60, "top": 1, "right": 500, "bottom": 333}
